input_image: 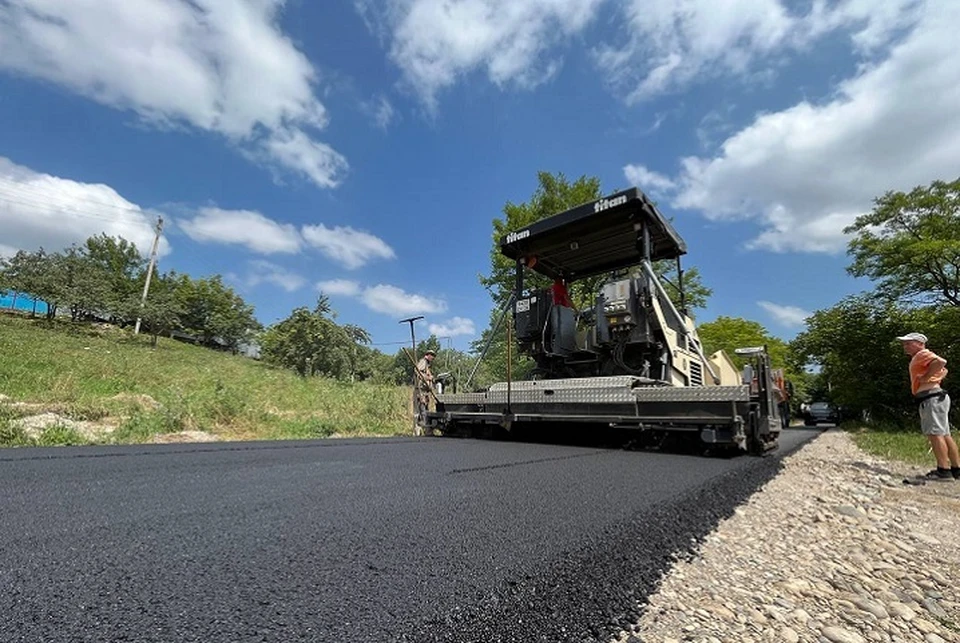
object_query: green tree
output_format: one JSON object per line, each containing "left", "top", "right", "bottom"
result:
{"left": 260, "top": 296, "right": 372, "bottom": 379}
{"left": 696, "top": 315, "right": 811, "bottom": 405}
{"left": 1, "top": 249, "right": 52, "bottom": 316}
{"left": 353, "top": 345, "right": 399, "bottom": 384}
{"left": 789, "top": 295, "right": 919, "bottom": 426}
{"left": 845, "top": 177, "right": 960, "bottom": 307}
{"left": 481, "top": 171, "right": 604, "bottom": 309}
{"left": 117, "top": 271, "right": 183, "bottom": 346}
{"left": 55, "top": 245, "right": 113, "bottom": 322}
{"left": 0, "top": 250, "right": 43, "bottom": 314}
{"left": 84, "top": 233, "right": 146, "bottom": 320}
{"left": 173, "top": 274, "right": 261, "bottom": 350}
{"left": 696, "top": 316, "right": 791, "bottom": 370}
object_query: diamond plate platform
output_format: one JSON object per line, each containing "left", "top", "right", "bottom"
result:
{"left": 486, "top": 376, "right": 660, "bottom": 392}
{"left": 439, "top": 381, "right": 751, "bottom": 407}
{"left": 632, "top": 385, "right": 750, "bottom": 403}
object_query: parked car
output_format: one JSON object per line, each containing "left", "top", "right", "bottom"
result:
{"left": 803, "top": 401, "right": 841, "bottom": 426}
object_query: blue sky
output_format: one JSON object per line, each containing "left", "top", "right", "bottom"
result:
{"left": 1, "top": 0, "right": 958, "bottom": 352}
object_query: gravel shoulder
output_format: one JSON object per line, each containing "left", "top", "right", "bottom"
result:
{"left": 614, "top": 428, "right": 960, "bottom": 643}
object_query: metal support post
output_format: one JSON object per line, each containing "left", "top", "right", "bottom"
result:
{"left": 676, "top": 256, "right": 686, "bottom": 313}
{"left": 465, "top": 292, "right": 515, "bottom": 390}
{"left": 400, "top": 315, "right": 424, "bottom": 435}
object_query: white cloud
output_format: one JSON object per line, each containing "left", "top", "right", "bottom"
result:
{"left": 356, "top": 0, "right": 603, "bottom": 109}
{"left": 0, "top": 0, "right": 347, "bottom": 188}
{"left": 320, "top": 278, "right": 448, "bottom": 316}
{"left": 245, "top": 260, "right": 306, "bottom": 292}
{"left": 428, "top": 316, "right": 476, "bottom": 337}
{"left": 258, "top": 130, "right": 348, "bottom": 190}
{"left": 0, "top": 156, "right": 169, "bottom": 257}
{"left": 666, "top": 0, "right": 960, "bottom": 254}
{"left": 758, "top": 301, "right": 811, "bottom": 328}
{"left": 360, "top": 284, "right": 447, "bottom": 315}
{"left": 179, "top": 208, "right": 302, "bottom": 254}
{"left": 623, "top": 164, "right": 676, "bottom": 198}
{"left": 0, "top": 244, "right": 19, "bottom": 259}
{"left": 302, "top": 223, "right": 396, "bottom": 269}
{"left": 317, "top": 279, "right": 362, "bottom": 296}
{"left": 362, "top": 95, "right": 396, "bottom": 130}
{"left": 596, "top": 0, "right": 921, "bottom": 103}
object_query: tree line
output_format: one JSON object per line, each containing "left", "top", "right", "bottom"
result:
{"left": 0, "top": 234, "right": 259, "bottom": 350}
{"left": 789, "top": 177, "right": 960, "bottom": 428}
{"left": 0, "top": 233, "right": 469, "bottom": 385}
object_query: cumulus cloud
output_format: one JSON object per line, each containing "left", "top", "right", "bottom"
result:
{"left": 320, "top": 278, "right": 449, "bottom": 316}
{"left": 668, "top": 0, "right": 960, "bottom": 254}
{"left": 176, "top": 209, "right": 397, "bottom": 270}
{"left": 179, "top": 208, "right": 302, "bottom": 254}
{"left": 428, "top": 316, "right": 476, "bottom": 337}
{"left": 302, "top": 223, "right": 396, "bottom": 270}
{"left": 0, "top": 156, "right": 169, "bottom": 257}
{"left": 758, "top": 301, "right": 811, "bottom": 328}
{"left": 596, "top": 0, "right": 921, "bottom": 103}
{"left": 0, "top": 0, "right": 347, "bottom": 188}
{"left": 355, "top": 0, "right": 603, "bottom": 109}
{"left": 317, "top": 279, "right": 362, "bottom": 296}
{"left": 360, "top": 284, "right": 447, "bottom": 315}
{"left": 245, "top": 260, "right": 306, "bottom": 292}
{"left": 623, "top": 164, "right": 677, "bottom": 198}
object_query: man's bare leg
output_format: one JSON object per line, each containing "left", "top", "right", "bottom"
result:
{"left": 928, "top": 435, "right": 951, "bottom": 468}
{"left": 944, "top": 434, "right": 960, "bottom": 467}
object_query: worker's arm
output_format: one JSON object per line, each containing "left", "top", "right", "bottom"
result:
{"left": 416, "top": 361, "right": 434, "bottom": 383}
{"left": 923, "top": 355, "right": 947, "bottom": 379}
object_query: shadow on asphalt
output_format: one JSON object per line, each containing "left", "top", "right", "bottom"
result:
{"left": 445, "top": 422, "right": 749, "bottom": 459}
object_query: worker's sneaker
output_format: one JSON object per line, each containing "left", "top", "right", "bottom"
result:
{"left": 922, "top": 468, "right": 954, "bottom": 481}
{"left": 952, "top": 467, "right": 960, "bottom": 480}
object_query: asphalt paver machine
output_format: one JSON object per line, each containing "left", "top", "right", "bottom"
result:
{"left": 424, "top": 188, "right": 782, "bottom": 454}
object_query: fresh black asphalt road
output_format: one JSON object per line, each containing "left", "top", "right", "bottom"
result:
{"left": 1, "top": 429, "right": 819, "bottom": 643}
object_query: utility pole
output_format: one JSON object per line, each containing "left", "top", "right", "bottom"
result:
{"left": 399, "top": 315, "right": 424, "bottom": 435}
{"left": 134, "top": 215, "right": 164, "bottom": 335}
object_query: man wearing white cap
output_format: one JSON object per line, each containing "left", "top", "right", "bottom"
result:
{"left": 897, "top": 332, "right": 959, "bottom": 481}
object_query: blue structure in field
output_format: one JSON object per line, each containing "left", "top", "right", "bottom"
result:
{"left": 0, "top": 291, "right": 48, "bottom": 315}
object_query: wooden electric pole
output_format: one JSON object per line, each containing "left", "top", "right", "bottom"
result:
{"left": 400, "top": 315, "right": 424, "bottom": 435}
{"left": 134, "top": 216, "right": 164, "bottom": 336}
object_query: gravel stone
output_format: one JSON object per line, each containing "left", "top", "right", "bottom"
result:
{"left": 614, "top": 430, "right": 960, "bottom": 643}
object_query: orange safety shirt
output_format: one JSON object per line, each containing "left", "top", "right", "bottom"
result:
{"left": 909, "top": 348, "right": 948, "bottom": 395}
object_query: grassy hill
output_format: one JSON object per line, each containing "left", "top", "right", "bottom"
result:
{"left": 0, "top": 314, "right": 413, "bottom": 447}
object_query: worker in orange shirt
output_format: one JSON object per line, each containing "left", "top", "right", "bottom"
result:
{"left": 897, "top": 332, "right": 959, "bottom": 481}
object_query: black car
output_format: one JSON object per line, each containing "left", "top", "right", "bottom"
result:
{"left": 803, "top": 401, "right": 841, "bottom": 426}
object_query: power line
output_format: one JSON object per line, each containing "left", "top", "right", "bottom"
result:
{"left": 0, "top": 192, "right": 150, "bottom": 226}
{"left": 0, "top": 182, "right": 152, "bottom": 216}
{"left": 368, "top": 336, "right": 454, "bottom": 347}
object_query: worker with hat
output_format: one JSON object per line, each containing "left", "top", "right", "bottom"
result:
{"left": 415, "top": 349, "right": 437, "bottom": 428}
{"left": 897, "top": 332, "right": 959, "bottom": 480}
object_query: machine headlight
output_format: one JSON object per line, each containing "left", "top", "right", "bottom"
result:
{"left": 604, "top": 300, "right": 628, "bottom": 313}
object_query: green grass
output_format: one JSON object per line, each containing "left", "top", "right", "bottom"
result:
{"left": 0, "top": 314, "right": 413, "bottom": 447}
{"left": 845, "top": 422, "right": 937, "bottom": 466}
